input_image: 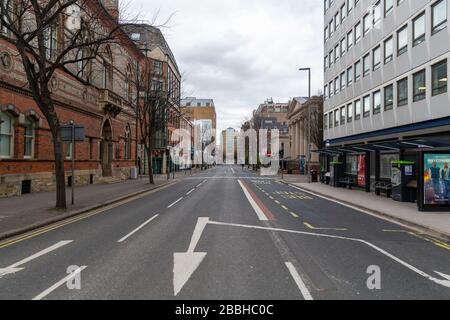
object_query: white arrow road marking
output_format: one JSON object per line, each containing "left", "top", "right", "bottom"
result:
{"left": 0, "top": 240, "right": 73, "bottom": 278}
{"left": 285, "top": 262, "right": 313, "bottom": 300}
{"left": 173, "top": 217, "right": 209, "bottom": 296}
{"left": 32, "top": 266, "right": 87, "bottom": 300}
{"left": 168, "top": 197, "right": 183, "bottom": 209}
{"left": 118, "top": 214, "right": 159, "bottom": 243}
{"left": 238, "top": 180, "right": 268, "bottom": 221}
{"left": 207, "top": 220, "right": 450, "bottom": 289}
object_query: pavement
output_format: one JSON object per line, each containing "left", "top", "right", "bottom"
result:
{"left": 278, "top": 174, "right": 450, "bottom": 241}
{"left": 0, "top": 170, "right": 200, "bottom": 239}
{"left": 0, "top": 165, "right": 449, "bottom": 300}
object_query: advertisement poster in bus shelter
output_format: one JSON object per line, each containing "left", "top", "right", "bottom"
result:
{"left": 424, "top": 153, "right": 450, "bottom": 205}
{"left": 357, "top": 155, "right": 366, "bottom": 187}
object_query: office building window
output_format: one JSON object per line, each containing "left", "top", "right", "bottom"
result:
{"left": 432, "top": 0, "right": 447, "bottom": 34}
{"left": 384, "top": 84, "right": 394, "bottom": 110}
{"left": 373, "top": 46, "right": 381, "bottom": 71}
{"left": 355, "top": 22, "right": 361, "bottom": 43}
{"left": 355, "top": 60, "right": 361, "bottom": 81}
{"left": 347, "top": 103, "right": 353, "bottom": 122}
{"left": 373, "top": 90, "right": 381, "bottom": 114}
{"left": 363, "top": 13, "right": 371, "bottom": 35}
{"left": 355, "top": 100, "right": 361, "bottom": 120}
{"left": 384, "top": 0, "right": 393, "bottom": 17}
{"left": 397, "top": 25, "right": 408, "bottom": 56}
{"left": 413, "top": 12, "right": 426, "bottom": 46}
{"left": 397, "top": 77, "right": 408, "bottom": 106}
{"left": 347, "top": 30, "right": 353, "bottom": 50}
{"left": 413, "top": 70, "right": 426, "bottom": 102}
{"left": 384, "top": 36, "right": 393, "bottom": 64}
{"left": 363, "top": 95, "right": 371, "bottom": 117}
{"left": 363, "top": 53, "right": 370, "bottom": 76}
{"left": 373, "top": 1, "right": 381, "bottom": 25}
{"left": 432, "top": 59, "right": 448, "bottom": 96}
{"left": 340, "top": 107, "right": 346, "bottom": 125}
{"left": 347, "top": 66, "right": 353, "bottom": 86}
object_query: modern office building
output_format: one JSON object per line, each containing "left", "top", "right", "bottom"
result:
{"left": 322, "top": 0, "right": 450, "bottom": 210}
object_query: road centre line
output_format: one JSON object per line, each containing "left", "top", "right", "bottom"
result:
{"left": 186, "top": 188, "right": 195, "bottom": 195}
{"left": 285, "top": 262, "right": 313, "bottom": 300}
{"left": 168, "top": 197, "right": 184, "bottom": 209}
{"left": 207, "top": 219, "right": 450, "bottom": 288}
{"left": 118, "top": 214, "right": 159, "bottom": 243}
{"left": 32, "top": 266, "right": 87, "bottom": 300}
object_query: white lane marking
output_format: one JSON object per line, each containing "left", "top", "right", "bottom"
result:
{"left": 118, "top": 214, "right": 159, "bottom": 243}
{"left": 196, "top": 183, "right": 203, "bottom": 188}
{"left": 174, "top": 217, "right": 210, "bottom": 296}
{"left": 32, "top": 266, "right": 87, "bottom": 300}
{"left": 0, "top": 241, "right": 73, "bottom": 277}
{"left": 238, "top": 180, "right": 268, "bottom": 221}
{"left": 207, "top": 220, "right": 450, "bottom": 288}
{"left": 187, "top": 217, "right": 210, "bottom": 253}
{"left": 230, "top": 167, "right": 235, "bottom": 174}
{"left": 285, "top": 262, "right": 313, "bottom": 300}
{"left": 186, "top": 188, "right": 195, "bottom": 195}
{"left": 168, "top": 197, "right": 183, "bottom": 208}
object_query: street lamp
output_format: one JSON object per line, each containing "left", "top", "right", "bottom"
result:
{"left": 299, "top": 67, "right": 311, "bottom": 183}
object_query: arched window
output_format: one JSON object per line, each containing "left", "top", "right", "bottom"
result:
{"left": 102, "top": 46, "right": 113, "bottom": 90}
{"left": 0, "top": 111, "right": 13, "bottom": 158}
{"left": 124, "top": 125, "right": 131, "bottom": 160}
{"left": 24, "top": 117, "right": 35, "bottom": 158}
{"left": 44, "top": 17, "right": 60, "bottom": 60}
{"left": 125, "top": 64, "right": 134, "bottom": 102}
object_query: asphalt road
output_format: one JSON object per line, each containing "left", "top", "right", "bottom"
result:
{"left": 0, "top": 165, "right": 449, "bottom": 300}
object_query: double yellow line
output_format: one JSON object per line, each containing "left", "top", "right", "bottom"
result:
{"left": 0, "top": 182, "right": 175, "bottom": 249}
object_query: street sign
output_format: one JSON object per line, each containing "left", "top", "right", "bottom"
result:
{"left": 61, "top": 125, "right": 85, "bottom": 142}
{"left": 61, "top": 122, "right": 85, "bottom": 206}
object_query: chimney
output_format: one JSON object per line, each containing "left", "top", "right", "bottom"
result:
{"left": 102, "top": 0, "right": 119, "bottom": 21}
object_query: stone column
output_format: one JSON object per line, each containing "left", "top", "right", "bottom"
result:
{"left": 299, "top": 120, "right": 304, "bottom": 157}
{"left": 291, "top": 122, "right": 296, "bottom": 158}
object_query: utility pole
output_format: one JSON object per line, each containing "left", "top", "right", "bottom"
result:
{"left": 299, "top": 67, "right": 311, "bottom": 183}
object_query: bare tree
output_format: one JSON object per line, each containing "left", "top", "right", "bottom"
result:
{"left": 138, "top": 67, "right": 179, "bottom": 184}
{"left": 0, "top": 0, "right": 129, "bottom": 209}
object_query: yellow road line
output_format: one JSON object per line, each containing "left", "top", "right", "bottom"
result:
{"left": 289, "top": 212, "right": 300, "bottom": 218}
{"left": 0, "top": 182, "right": 176, "bottom": 249}
{"left": 382, "top": 229, "right": 450, "bottom": 251}
{"left": 304, "top": 222, "right": 348, "bottom": 231}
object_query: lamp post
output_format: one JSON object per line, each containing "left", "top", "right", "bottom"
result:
{"left": 299, "top": 67, "right": 311, "bottom": 183}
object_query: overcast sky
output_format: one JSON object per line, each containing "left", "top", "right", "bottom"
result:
{"left": 129, "top": 0, "right": 324, "bottom": 133}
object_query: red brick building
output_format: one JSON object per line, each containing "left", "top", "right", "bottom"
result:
{"left": 0, "top": 1, "right": 190, "bottom": 197}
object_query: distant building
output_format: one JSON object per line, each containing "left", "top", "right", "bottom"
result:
{"left": 221, "top": 128, "right": 238, "bottom": 163}
{"left": 288, "top": 96, "right": 324, "bottom": 171}
{"left": 124, "top": 23, "right": 189, "bottom": 174}
{"left": 252, "top": 99, "right": 290, "bottom": 159}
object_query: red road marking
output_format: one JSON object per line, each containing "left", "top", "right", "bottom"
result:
{"left": 240, "top": 180, "right": 275, "bottom": 221}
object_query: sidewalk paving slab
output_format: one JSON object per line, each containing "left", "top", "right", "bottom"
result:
{"left": 279, "top": 176, "right": 450, "bottom": 241}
